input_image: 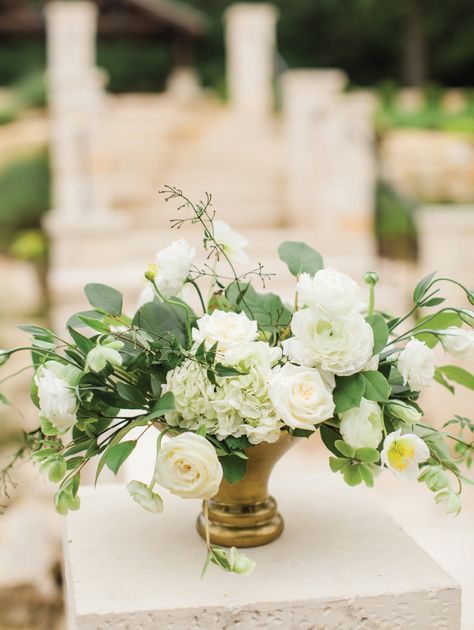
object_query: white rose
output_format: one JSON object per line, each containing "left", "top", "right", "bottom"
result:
{"left": 339, "top": 398, "right": 383, "bottom": 449}
{"left": 85, "top": 336, "right": 124, "bottom": 372}
{"left": 35, "top": 361, "right": 81, "bottom": 433}
{"left": 192, "top": 309, "right": 257, "bottom": 352}
{"left": 440, "top": 326, "right": 474, "bottom": 358}
{"left": 144, "top": 239, "right": 195, "bottom": 300}
{"left": 398, "top": 338, "right": 435, "bottom": 391}
{"left": 127, "top": 480, "right": 163, "bottom": 514}
{"left": 268, "top": 362, "right": 335, "bottom": 431}
{"left": 154, "top": 432, "right": 223, "bottom": 499}
{"left": 213, "top": 220, "right": 249, "bottom": 264}
{"left": 381, "top": 429, "right": 430, "bottom": 479}
{"left": 296, "top": 268, "right": 360, "bottom": 315}
{"left": 283, "top": 306, "right": 373, "bottom": 376}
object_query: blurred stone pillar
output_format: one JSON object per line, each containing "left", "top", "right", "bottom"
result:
{"left": 282, "top": 69, "right": 376, "bottom": 255}
{"left": 46, "top": 1, "right": 115, "bottom": 226}
{"left": 225, "top": 3, "right": 278, "bottom": 118}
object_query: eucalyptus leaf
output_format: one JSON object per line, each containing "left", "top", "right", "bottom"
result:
{"left": 84, "top": 283, "right": 123, "bottom": 317}
{"left": 334, "top": 374, "right": 365, "bottom": 414}
{"left": 413, "top": 271, "right": 436, "bottom": 304}
{"left": 277, "top": 241, "right": 324, "bottom": 277}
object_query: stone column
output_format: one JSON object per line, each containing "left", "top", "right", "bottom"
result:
{"left": 282, "top": 69, "right": 376, "bottom": 255}
{"left": 46, "top": 1, "right": 113, "bottom": 226}
{"left": 225, "top": 3, "right": 278, "bottom": 117}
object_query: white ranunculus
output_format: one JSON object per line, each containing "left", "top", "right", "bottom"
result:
{"left": 85, "top": 337, "right": 124, "bottom": 373}
{"left": 149, "top": 239, "right": 195, "bottom": 299}
{"left": 296, "top": 268, "right": 360, "bottom": 315}
{"left": 440, "top": 326, "right": 474, "bottom": 358}
{"left": 386, "top": 400, "right": 422, "bottom": 424}
{"left": 127, "top": 480, "right": 163, "bottom": 514}
{"left": 268, "top": 363, "right": 335, "bottom": 431}
{"left": 339, "top": 398, "right": 384, "bottom": 449}
{"left": 213, "top": 220, "right": 249, "bottom": 264}
{"left": 35, "top": 361, "right": 82, "bottom": 433}
{"left": 154, "top": 432, "right": 223, "bottom": 499}
{"left": 397, "top": 338, "right": 435, "bottom": 391}
{"left": 192, "top": 309, "right": 257, "bottom": 352}
{"left": 283, "top": 306, "right": 374, "bottom": 376}
{"left": 381, "top": 429, "right": 430, "bottom": 479}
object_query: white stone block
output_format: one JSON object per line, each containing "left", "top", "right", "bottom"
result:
{"left": 64, "top": 474, "right": 460, "bottom": 629}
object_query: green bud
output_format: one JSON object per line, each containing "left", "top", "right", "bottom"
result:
{"left": 387, "top": 400, "right": 422, "bottom": 424}
{"left": 54, "top": 490, "right": 69, "bottom": 515}
{"left": 419, "top": 465, "right": 450, "bottom": 492}
{"left": 363, "top": 271, "right": 380, "bottom": 287}
{"left": 48, "top": 457, "right": 67, "bottom": 483}
{"left": 229, "top": 547, "right": 256, "bottom": 575}
{"left": 144, "top": 264, "right": 157, "bottom": 282}
{"left": 435, "top": 489, "right": 461, "bottom": 516}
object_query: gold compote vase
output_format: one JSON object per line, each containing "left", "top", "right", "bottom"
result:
{"left": 196, "top": 431, "right": 296, "bottom": 548}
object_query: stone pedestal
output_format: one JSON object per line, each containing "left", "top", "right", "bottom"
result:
{"left": 64, "top": 474, "right": 460, "bottom": 629}
{"left": 225, "top": 4, "right": 278, "bottom": 117}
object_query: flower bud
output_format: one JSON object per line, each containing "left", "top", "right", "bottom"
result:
{"left": 48, "top": 457, "right": 67, "bottom": 483}
{"left": 229, "top": 547, "right": 256, "bottom": 575}
{"left": 387, "top": 400, "right": 422, "bottom": 424}
{"left": 418, "top": 465, "right": 450, "bottom": 492}
{"left": 363, "top": 271, "right": 380, "bottom": 287}
{"left": 144, "top": 264, "right": 158, "bottom": 282}
{"left": 435, "top": 489, "right": 461, "bottom": 516}
{"left": 127, "top": 480, "right": 163, "bottom": 514}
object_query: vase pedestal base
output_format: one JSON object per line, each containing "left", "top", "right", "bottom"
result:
{"left": 196, "top": 496, "right": 284, "bottom": 548}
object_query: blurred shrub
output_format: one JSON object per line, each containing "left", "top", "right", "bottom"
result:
{"left": 14, "top": 70, "right": 47, "bottom": 109}
{"left": 0, "top": 150, "right": 50, "bottom": 252}
{"left": 375, "top": 182, "right": 418, "bottom": 260}
{"left": 9, "top": 229, "right": 48, "bottom": 264}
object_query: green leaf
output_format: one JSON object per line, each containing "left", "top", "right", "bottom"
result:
{"left": 422, "top": 297, "right": 445, "bottom": 307}
{"left": 214, "top": 363, "right": 247, "bottom": 377}
{"left": 416, "top": 312, "right": 462, "bottom": 348}
{"left": 220, "top": 454, "right": 247, "bottom": 484}
{"left": 358, "top": 463, "right": 374, "bottom": 487}
{"left": 226, "top": 282, "right": 291, "bottom": 333}
{"left": 84, "top": 283, "right": 123, "bottom": 317}
{"left": 116, "top": 382, "right": 148, "bottom": 406}
{"left": 77, "top": 315, "right": 110, "bottom": 333}
{"left": 67, "top": 309, "right": 105, "bottom": 329}
{"left": 105, "top": 440, "right": 136, "bottom": 474}
{"left": 18, "top": 324, "right": 54, "bottom": 340}
{"left": 434, "top": 368, "right": 455, "bottom": 394}
{"left": 413, "top": 271, "right": 436, "bottom": 304}
{"left": 334, "top": 374, "right": 365, "bottom": 414}
{"left": 133, "top": 300, "right": 188, "bottom": 345}
{"left": 144, "top": 391, "right": 176, "bottom": 421}
{"left": 277, "top": 241, "right": 324, "bottom": 277}
{"left": 319, "top": 423, "right": 341, "bottom": 457}
{"left": 329, "top": 456, "right": 350, "bottom": 473}
{"left": 67, "top": 326, "right": 95, "bottom": 355}
{"left": 343, "top": 464, "right": 363, "bottom": 486}
{"left": 366, "top": 313, "right": 389, "bottom": 355}
{"left": 355, "top": 447, "right": 380, "bottom": 463}
{"left": 150, "top": 374, "right": 163, "bottom": 398}
{"left": 335, "top": 440, "right": 355, "bottom": 458}
{"left": 438, "top": 365, "right": 474, "bottom": 391}
{"left": 362, "top": 371, "right": 391, "bottom": 402}
{"left": 0, "top": 392, "right": 10, "bottom": 406}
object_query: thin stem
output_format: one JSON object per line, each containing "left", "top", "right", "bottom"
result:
{"left": 186, "top": 279, "right": 206, "bottom": 314}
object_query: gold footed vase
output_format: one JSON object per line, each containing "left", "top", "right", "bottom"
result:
{"left": 196, "top": 431, "right": 296, "bottom": 548}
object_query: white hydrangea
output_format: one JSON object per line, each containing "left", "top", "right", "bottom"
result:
{"left": 296, "top": 268, "right": 360, "bottom": 315}
{"left": 282, "top": 306, "right": 374, "bottom": 376}
{"left": 163, "top": 340, "right": 282, "bottom": 445}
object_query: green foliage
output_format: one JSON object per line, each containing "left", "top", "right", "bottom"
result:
{"left": 226, "top": 282, "right": 291, "bottom": 335}
{"left": 219, "top": 454, "right": 247, "bottom": 484}
{"left": 375, "top": 182, "right": 418, "bottom": 261}
{"left": 277, "top": 241, "right": 324, "bottom": 277}
{"left": 333, "top": 374, "right": 365, "bottom": 414}
{"left": 438, "top": 366, "right": 474, "bottom": 391}
{"left": 366, "top": 313, "right": 390, "bottom": 354}
{"left": 84, "top": 283, "right": 123, "bottom": 317}
{"left": 0, "top": 150, "right": 50, "bottom": 252}
{"left": 105, "top": 440, "right": 136, "bottom": 474}
{"left": 361, "top": 371, "right": 391, "bottom": 402}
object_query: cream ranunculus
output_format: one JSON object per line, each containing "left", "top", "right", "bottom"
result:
{"left": 282, "top": 306, "right": 374, "bottom": 376}
{"left": 154, "top": 432, "right": 223, "bottom": 499}
{"left": 85, "top": 336, "right": 124, "bottom": 373}
{"left": 397, "top": 338, "right": 435, "bottom": 391}
{"left": 381, "top": 429, "right": 430, "bottom": 479}
{"left": 213, "top": 220, "right": 249, "bottom": 264}
{"left": 440, "top": 326, "right": 474, "bottom": 358}
{"left": 296, "top": 268, "right": 360, "bottom": 315}
{"left": 268, "top": 362, "right": 335, "bottom": 431}
{"left": 127, "top": 480, "right": 163, "bottom": 514}
{"left": 192, "top": 309, "right": 258, "bottom": 352}
{"left": 35, "top": 361, "right": 82, "bottom": 433}
{"left": 339, "top": 398, "right": 384, "bottom": 449}
{"left": 140, "top": 239, "right": 195, "bottom": 303}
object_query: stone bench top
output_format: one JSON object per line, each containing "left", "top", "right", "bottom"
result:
{"left": 64, "top": 473, "right": 460, "bottom": 629}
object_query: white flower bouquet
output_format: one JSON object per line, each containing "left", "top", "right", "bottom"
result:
{"left": 1, "top": 187, "right": 474, "bottom": 576}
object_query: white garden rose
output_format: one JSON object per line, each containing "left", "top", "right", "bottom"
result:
{"left": 397, "top": 338, "right": 435, "bottom": 391}
{"left": 268, "top": 363, "right": 335, "bottom": 431}
{"left": 127, "top": 480, "right": 163, "bottom": 514}
{"left": 85, "top": 337, "right": 124, "bottom": 372}
{"left": 296, "top": 268, "right": 360, "bottom": 315}
{"left": 213, "top": 220, "right": 249, "bottom": 264}
{"left": 381, "top": 429, "right": 430, "bottom": 479}
{"left": 35, "top": 361, "right": 82, "bottom": 433}
{"left": 440, "top": 326, "right": 474, "bottom": 358}
{"left": 339, "top": 398, "right": 384, "bottom": 449}
{"left": 146, "top": 239, "right": 195, "bottom": 301}
{"left": 282, "top": 306, "right": 374, "bottom": 376}
{"left": 154, "top": 432, "right": 223, "bottom": 500}
{"left": 192, "top": 309, "right": 258, "bottom": 352}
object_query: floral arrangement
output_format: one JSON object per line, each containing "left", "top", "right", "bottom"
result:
{"left": 1, "top": 187, "right": 474, "bottom": 576}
